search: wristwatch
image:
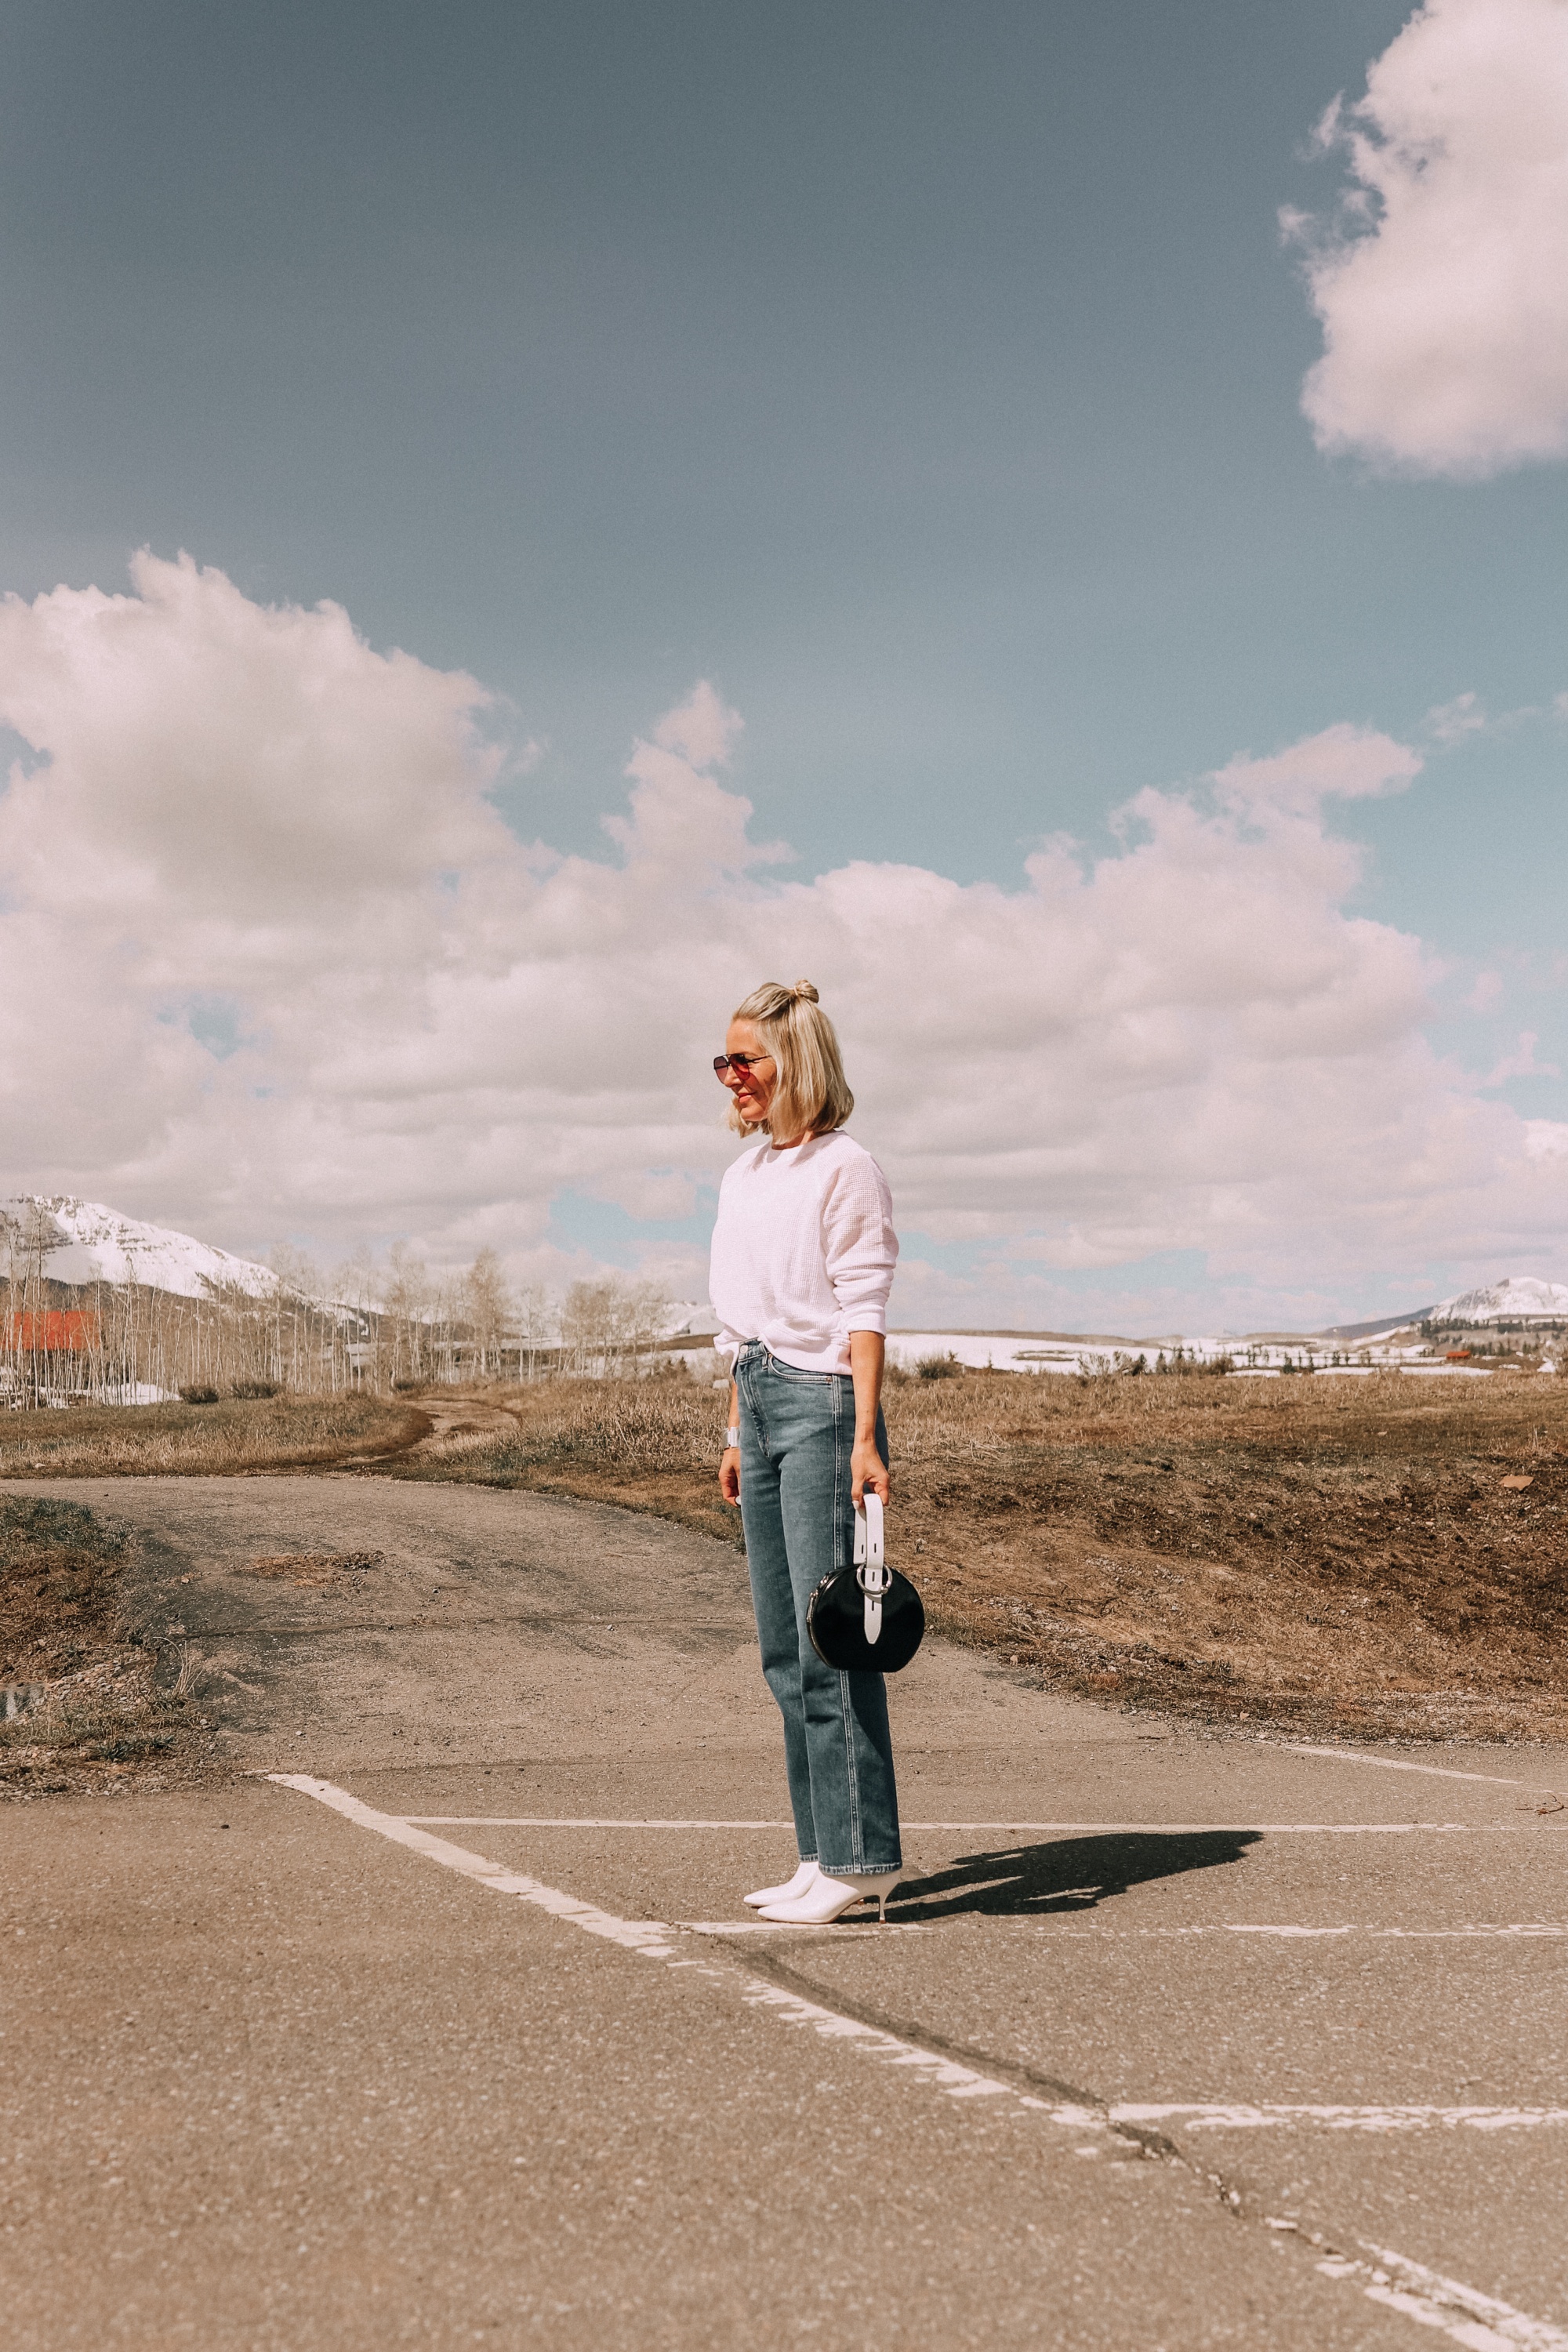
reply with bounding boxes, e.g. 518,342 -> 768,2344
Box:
724,1425 -> 740,1449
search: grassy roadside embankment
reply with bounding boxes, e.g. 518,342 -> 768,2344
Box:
0,1494 -> 219,1796
387,1365 -> 1568,1744
4,1369 -> 1566,1754
0,1392 -> 423,1479
0,1394 -> 426,1795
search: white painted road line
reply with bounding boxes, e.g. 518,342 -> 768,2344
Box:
1051,1923 -> 1568,1941
1316,2245 -> 1568,2352
267,1774 -> 681,1958
267,1776 -> 1084,2113
405,1816 -> 797,1828
682,1918 -> 935,1935
1282,1743 -> 1561,1796
1117,2104 -> 1568,2134
692,1918 -> 1567,1940
1363,1923 -> 1568,1938
404,1814 -> 1478,1834
270,1774 -> 1568,2352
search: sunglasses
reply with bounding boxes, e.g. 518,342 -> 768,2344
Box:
713,1052 -> 774,1079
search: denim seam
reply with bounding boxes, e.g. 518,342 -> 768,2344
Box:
833,1373 -> 866,1871
768,1362 -> 833,1386
741,1354 -> 770,1458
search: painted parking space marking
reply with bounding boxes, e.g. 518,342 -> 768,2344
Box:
686,1918 -> 1567,1942
271,1775 -> 1568,2352
1315,2245 -> 1568,2351
682,1918 -> 935,1935
1283,1743 -> 1563,1798
696,1920 -> 1568,1940
405,1816 -> 797,1828
1044,1922 -> 1568,1941
1116,2103 -> 1568,2134
405,1813 -> 1478,1835
268,1774 -> 681,1957
269,1775 -> 1086,2112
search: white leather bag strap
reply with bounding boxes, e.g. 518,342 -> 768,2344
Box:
852,1492 -> 891,1646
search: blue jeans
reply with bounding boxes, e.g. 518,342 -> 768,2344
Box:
734,1342 -> 902,1877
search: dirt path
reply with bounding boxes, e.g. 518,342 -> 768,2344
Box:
335,1393 -> 518,1469
5,1474 -> 1568,2352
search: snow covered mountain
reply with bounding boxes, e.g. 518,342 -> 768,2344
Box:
0,1196 -> 279,1300
661,1300 -> 720,1338
1432,1276 -> 1568,1324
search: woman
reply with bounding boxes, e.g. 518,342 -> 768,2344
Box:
710,978 -> 906,1924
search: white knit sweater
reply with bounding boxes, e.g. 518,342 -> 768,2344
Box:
709,1130 -> 899,1375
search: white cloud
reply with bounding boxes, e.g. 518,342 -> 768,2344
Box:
1481,1029 -> 1560,1086
1290,0 -> 1568,479
0,554 -> 1563,1323
1425,691 -> 1487,743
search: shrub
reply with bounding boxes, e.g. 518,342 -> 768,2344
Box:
177,1385 -> 220,1406
230,1379 -> 280,1401
915,1352 -> 962,1381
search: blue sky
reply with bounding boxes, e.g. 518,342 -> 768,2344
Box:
1,1 -> 1565,1330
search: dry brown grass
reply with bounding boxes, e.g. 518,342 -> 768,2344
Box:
882,1365 -> 1568,1744
9,1366 -> 1566,1747
386,1370 -> 743,1543
394,1365 -> 1568,1743
0,1494 -> 217,1796
0,1392 -> 423,1479
244,1549 -> 386,1588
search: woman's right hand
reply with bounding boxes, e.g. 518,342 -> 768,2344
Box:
719,1446 -> 741,1506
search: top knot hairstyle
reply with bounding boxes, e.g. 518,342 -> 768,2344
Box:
728,978 -> 855,1140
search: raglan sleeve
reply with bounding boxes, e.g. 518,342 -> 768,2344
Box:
822,1149 -> 898,1336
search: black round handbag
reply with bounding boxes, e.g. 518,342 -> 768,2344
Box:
807,1494 -> 925,1674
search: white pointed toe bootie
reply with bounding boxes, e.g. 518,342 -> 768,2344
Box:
743,1859 -> 821,1910
757,1867 -> 906,1926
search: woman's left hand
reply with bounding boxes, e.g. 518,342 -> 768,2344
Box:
851,1436 -> 891,1507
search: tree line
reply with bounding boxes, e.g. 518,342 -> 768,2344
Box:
0,1212 -> 675,1405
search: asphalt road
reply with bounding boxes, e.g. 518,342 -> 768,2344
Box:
4,1474 -> 1566,2350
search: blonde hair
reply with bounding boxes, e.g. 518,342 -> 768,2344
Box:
727,979 -> 855,1140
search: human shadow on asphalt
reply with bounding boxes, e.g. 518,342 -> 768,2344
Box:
895,1831 -> 1261,1919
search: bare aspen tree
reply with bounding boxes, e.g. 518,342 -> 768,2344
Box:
561,1276 -> 671,1377
0,1207 -> 22,1406
383,1243 -> 432,1385
514,1282 -> 557,1381
463,1247 -> 512,1379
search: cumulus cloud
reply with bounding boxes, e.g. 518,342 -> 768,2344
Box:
0,554 -> 1562,1321
1289,0 -> 1568,478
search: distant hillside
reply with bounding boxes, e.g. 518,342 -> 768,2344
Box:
1316,1276 -> 1568,1342
0,1196 -> 278,1301
1431,1276 -> 1568,1324
1316,1307 -> 1436,1341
